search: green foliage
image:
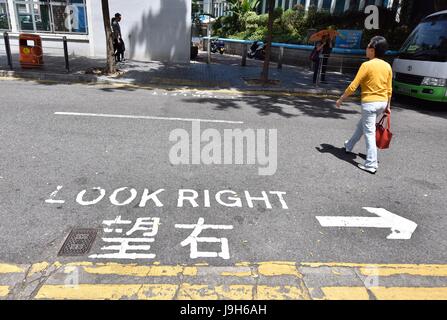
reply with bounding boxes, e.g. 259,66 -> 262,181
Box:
213,3 -> 415,49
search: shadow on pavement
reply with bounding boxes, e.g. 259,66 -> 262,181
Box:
182,95 -> 359,119
393,94 -> 447,119
316,144 -> 368,166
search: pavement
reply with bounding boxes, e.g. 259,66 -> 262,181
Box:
2,261 -> 447,300
0,75 -> 446,300
0,51 -> 353,95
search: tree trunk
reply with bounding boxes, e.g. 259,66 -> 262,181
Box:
101,0 -> 116,74
261,0 -> 275,83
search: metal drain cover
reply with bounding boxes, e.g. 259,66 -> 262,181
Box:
58,228 -> 97,256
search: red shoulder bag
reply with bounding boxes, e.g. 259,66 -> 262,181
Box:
376,114 -> 393,149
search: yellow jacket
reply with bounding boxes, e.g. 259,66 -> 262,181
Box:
345,58 -> 393,103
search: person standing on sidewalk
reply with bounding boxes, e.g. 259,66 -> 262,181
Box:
335,36 -> 392,174
112,13 -> 125,62
312,35 -> 332,84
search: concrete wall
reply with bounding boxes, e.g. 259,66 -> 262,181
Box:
89,0 -> 191,63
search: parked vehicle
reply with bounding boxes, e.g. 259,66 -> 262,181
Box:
393,10 -> 447,103
248,41 -> 265,60
210,39 -> 225,54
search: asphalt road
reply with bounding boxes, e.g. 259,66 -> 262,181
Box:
0,79 -> 446,267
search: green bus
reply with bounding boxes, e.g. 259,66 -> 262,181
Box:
393,10 -> 447,103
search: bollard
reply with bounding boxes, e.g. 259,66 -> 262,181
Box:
63,36 -> 69,72
277,46 -> 284,69
241,43 -> 247,67
3,32 -> 12,70
315,53 -> 323,87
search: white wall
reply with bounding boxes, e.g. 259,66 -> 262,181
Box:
4,0 -> 191,63
89,0 -> 192,63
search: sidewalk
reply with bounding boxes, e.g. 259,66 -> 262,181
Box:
0,51 -> 354,95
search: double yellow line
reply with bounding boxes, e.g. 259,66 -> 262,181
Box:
1,261 -> 446,300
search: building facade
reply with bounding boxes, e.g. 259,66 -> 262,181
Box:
0,0 -> 192,63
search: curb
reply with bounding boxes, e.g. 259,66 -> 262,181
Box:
0,69 -> 348,97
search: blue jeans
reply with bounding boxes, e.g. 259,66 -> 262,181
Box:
345,101 -> 388,169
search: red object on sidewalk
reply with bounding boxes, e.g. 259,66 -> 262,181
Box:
19,34 -> 44,68
376,114 -> 393,149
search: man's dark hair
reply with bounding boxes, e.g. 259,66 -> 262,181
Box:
115,13 -> 121,18
369,36 -> 388,58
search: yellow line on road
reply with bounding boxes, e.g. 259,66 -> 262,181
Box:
0,263 -> 26,274
301,262 -> 447,277
29,262 -> 50,275
256,285 -> 308,300
63,262 -> 197,277
359,265 -> 447,277
36,284 -> 153,300
0,286 -> 9,297
35,283 -> 310,300
258,261 -> 303,278
2,261 -> 447,300
32,284 -> 447,300
2,261 -> 447,278
370,287 -> 447,300
320,287 -> 370,300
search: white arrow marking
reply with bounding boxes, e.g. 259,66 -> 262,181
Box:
316,207 -> 418,240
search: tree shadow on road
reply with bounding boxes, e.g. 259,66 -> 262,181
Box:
182,94 -> 359,119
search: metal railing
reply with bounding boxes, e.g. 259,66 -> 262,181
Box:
1,32 -> 70,72
203,37 -> 398,87
313,53 -> 369,88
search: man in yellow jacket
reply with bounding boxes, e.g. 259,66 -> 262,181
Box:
336,36 -> 392,174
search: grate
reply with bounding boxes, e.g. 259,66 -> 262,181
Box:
395,72 -> 424,85
58,228 -> 98,256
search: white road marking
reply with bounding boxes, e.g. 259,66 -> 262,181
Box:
45,185 -> 65,204
54,112 -> 244,124
316,207 -> 418,240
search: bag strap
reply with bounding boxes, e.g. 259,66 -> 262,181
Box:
378,115 -> 387,126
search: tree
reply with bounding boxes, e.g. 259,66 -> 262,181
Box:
101,0 -> 116,74
261,0 -> 274,83
226,0 -> 261,17
226,0 -> 260,25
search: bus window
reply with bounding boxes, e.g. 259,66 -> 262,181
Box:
399,14 -> 447,62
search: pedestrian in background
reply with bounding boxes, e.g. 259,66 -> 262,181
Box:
112,13 -> 125,62
336,36 -> 392,174
312,35 -> 332,84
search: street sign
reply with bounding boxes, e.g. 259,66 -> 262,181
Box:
335,30 -> 363,49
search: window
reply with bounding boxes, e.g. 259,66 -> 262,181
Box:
0,0 -> 10,30
14,0 -> 88,34
334,0 -> 346,14
399,14 -> 447,62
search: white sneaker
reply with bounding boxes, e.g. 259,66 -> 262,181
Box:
358,164 -> 377,174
